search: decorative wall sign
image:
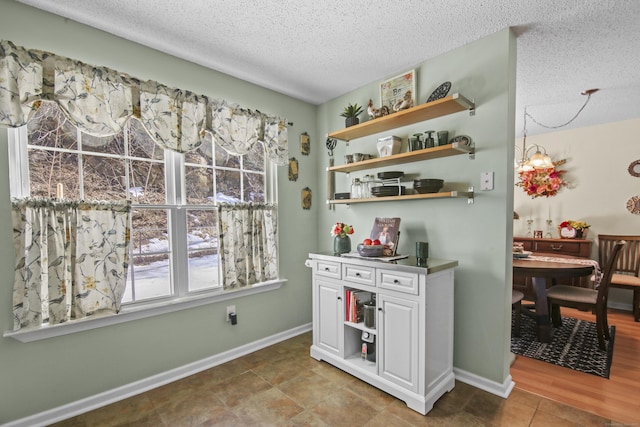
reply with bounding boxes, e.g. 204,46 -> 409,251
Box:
628,160 -> 640,177
288,157 -> 299,181
302,187 -> 312,210
627,195 -> 640,215
380,69 -> 416,113
300,132 -> 310,156
426,81 -> 452,103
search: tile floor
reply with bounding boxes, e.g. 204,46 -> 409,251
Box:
50,332 -> 613,426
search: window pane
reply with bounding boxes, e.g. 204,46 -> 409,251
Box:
125,209 -> 172,303
187,209 -> 219,291
83,154 -> 127,200
215,142 -> 240,168
185,164 -> 213,204
129,120 -> 163,160
244,142 -> 265,172
128,159 -> 165,204
244,171 -> 264,202
28,149 -> 80,199
185,134 -> 213,165
123,253 -> 172,302
215,169 -> 241,203
131,209 -> 169,255
27,101 -> 77,150
82,132 -> 125,155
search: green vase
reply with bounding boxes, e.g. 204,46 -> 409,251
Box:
334,235 -> 351,254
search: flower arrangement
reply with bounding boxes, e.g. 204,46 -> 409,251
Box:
330,222 -> 354,238
559,220 -> 590,230
516,162 -> 568,198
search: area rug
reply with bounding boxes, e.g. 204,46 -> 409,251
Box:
511,315 -> 615,378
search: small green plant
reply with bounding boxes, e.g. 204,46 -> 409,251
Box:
340,103 -> 363,118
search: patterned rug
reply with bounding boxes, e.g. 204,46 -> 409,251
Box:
511,314 -> 615,378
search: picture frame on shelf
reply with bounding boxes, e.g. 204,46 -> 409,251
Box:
380,69 -> 416,113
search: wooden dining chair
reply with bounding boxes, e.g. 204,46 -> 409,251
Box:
512,290 -> 524,337
598,234 -> 640,322
547,240 -> 626,350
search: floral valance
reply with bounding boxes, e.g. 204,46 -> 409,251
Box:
0,40 -> 288,165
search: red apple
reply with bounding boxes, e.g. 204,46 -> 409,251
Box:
363,238 -> 373,245
372,239 -> 381,245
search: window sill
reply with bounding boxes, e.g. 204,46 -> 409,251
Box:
3,279 -> 287,343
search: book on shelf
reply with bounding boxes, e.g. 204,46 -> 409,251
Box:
350,290 -> 372,323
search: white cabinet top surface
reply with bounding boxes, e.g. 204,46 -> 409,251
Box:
309,252 -> 458,275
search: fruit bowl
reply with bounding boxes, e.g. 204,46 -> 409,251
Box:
357,244 -> 385,257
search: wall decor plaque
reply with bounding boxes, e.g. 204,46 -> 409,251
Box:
627,195 -> 640,215
300,132 -> 310,156
288,157 -> 299,181
302,187 -> 312,210
628,160 -> 640,177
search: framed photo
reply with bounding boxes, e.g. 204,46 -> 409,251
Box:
380,69 -> 416,112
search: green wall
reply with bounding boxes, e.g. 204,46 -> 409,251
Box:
0,0 -> 516,423
0,1 -> 318,423
316,29 -> 516,384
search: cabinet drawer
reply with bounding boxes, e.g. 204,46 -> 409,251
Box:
342,264 -> 376,286
535,241 -> 581,255
377,269 -> 420,295
316,260 -> 341,279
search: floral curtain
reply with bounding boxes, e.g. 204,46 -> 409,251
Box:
0,40 -> 288,163
217,203 -> 278,290
11,198 -> 131,330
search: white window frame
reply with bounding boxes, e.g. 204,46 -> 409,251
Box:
5,123 -> 285,343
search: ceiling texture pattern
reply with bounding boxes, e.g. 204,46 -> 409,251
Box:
15,0 -> 640,136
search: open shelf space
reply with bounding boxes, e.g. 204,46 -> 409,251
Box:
329,189 -> 474,205
328,93 -> 475,142
328,142 -> 474,173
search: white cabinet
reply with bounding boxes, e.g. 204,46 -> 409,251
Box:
378,293 -> 419,392
313,278 -> 342,357
309,253 -> 457,415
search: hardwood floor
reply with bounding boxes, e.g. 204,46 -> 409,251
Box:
511,306 -> 640,425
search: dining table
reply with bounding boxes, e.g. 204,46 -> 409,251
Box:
512,252 -> 601,343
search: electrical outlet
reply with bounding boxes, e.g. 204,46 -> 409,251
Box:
480,171 -> 494,191
226,305 -> 236,322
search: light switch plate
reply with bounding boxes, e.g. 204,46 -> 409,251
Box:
480,172 -> 494,191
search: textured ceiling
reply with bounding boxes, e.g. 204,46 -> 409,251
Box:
15,0 -> 640,136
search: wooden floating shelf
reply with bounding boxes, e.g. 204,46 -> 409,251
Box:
328,93 -> 475,142
328,190 -> 474,205
328,142 -> 474,173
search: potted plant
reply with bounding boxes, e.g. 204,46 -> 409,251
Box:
558,220 -> 591,239
340,103 -> 363,127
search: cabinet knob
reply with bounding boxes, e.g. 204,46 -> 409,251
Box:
355,272 -> 361,277
378,307 -> 383,311
324,267 -> 330,271
550,244 -> 563,251
337,296 -> 342,301
393,279 -> 400,284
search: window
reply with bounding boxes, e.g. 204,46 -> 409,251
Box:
8,101 -> 272,307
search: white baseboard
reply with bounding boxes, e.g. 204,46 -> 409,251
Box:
3,323 -> 312,427
453,367 -> 515,399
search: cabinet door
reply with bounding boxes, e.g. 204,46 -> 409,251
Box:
378,294 -> 419,392
313,278 -> 343,357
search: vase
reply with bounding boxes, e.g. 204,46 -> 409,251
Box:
345,117 -> 359,128
333,235 -> 351,254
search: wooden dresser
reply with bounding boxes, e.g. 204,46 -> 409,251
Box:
513,237 -> 594,298
513,236 -> 592,258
